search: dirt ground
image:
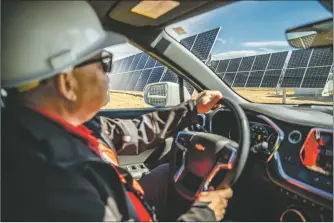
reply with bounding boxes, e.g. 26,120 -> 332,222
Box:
234,88 -> 333,105
103,88 -> 333,109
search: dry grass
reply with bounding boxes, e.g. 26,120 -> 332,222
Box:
103,90 -> 149,109
234,88 -> 333,105
103,88 -> 333,109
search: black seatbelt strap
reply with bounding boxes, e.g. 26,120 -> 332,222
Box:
178,77 -> 185,103
115,166 -> 158,221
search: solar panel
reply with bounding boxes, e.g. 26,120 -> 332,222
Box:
223,72 -> 236,86
281,68 -> 306,88
287,49 -> 312,68
136,53 -> 149,70
209,60 -> 220,71
114,59 -> 122,73
144,56 -> 156,69
117,57 -> 129,73
126,70 -> 142,91
232,72 -> 249,87
260,70 -> 281,88
308,48 -> 333,67
217,72 -> 225,80
252,54 -> 270,71
129,53 -> 142,71
161,69 -> 179,83
155,60 -> 164,67
301,66 -> 331,88
111,74 -> 121,90
134,69 -> 152,91
118,72 -> 133,90
238,56 -> 255,72
180,35 -> 196,50
226,58 -> 242,72
123,55 -> 135,72
190,28 -> 220,61
112,60 -> 120,74
267,51 -> 288,70
109,73 -> 121,90
246,71 -> 265,87
146,67 -> 164,86
216,60 -> 230,73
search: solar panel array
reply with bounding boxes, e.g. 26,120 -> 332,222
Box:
210,48 -> 333,89
110,28 -> 221,94
110,26 -> 332,97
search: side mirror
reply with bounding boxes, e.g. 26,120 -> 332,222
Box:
143,82 -> 191,107
285,18 -> 333,49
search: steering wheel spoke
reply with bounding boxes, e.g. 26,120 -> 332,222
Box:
201,144 -> 238,191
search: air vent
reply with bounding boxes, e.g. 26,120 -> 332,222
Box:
288,130 -> 302,144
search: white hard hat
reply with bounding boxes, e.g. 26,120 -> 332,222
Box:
2,1 -> 127,90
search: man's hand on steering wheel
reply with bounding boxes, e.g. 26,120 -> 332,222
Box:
196,90 -> 223,114
196,186 -> 233,221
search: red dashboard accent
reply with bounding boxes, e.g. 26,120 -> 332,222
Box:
300,128 -> 333,176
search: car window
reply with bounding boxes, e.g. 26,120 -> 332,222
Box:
166,1 -> 333,105
103,44 -> 198,110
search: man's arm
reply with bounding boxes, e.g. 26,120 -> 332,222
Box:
86,91 -> 223,155
87,100 -> 199,155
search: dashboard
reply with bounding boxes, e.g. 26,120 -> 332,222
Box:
190,106 -> 333,222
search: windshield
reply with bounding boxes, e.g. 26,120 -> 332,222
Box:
166,1 -> 333,105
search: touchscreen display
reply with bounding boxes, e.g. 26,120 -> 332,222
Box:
300,129 -> 333,176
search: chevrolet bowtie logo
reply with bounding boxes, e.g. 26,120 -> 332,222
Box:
195,143 -> 205,151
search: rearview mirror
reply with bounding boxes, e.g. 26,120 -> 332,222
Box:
143,82 -> 191,107
285,18 -> 333,49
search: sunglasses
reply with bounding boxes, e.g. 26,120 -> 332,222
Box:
74,51 -> 113,73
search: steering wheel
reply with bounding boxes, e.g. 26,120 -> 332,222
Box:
169,97 -> 250,200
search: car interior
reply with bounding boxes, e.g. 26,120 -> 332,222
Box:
87,0 -> 334,222
2,0 -> 332,222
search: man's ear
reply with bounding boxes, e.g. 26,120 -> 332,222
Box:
56,72 -> 77,102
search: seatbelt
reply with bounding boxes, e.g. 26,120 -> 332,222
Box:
178,77 -> 185,103
114,166 -> 157,221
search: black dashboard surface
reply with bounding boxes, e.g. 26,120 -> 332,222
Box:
240,103 -> 332,129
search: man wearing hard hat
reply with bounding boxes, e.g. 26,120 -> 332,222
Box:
2,1 -> 232,222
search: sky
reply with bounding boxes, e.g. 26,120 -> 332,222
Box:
107,1 -> 332,61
